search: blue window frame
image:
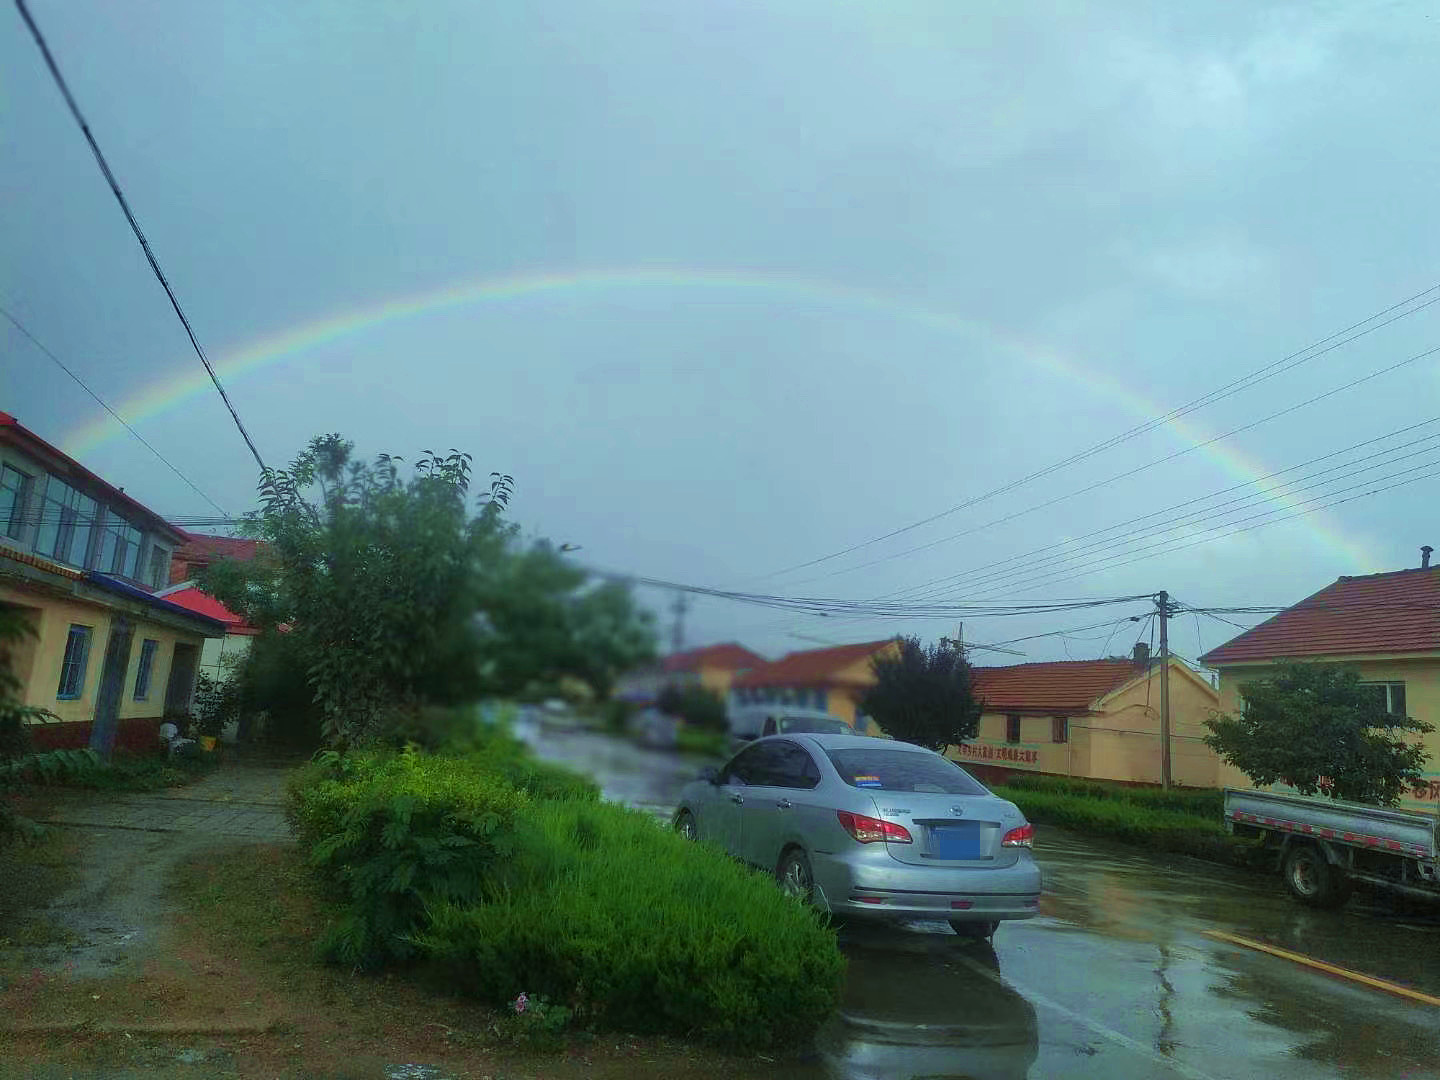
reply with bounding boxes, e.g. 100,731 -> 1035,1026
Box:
134,638 -> 159,700
57,624 -> 92,699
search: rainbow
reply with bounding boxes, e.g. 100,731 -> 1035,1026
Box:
59,266 -> 1377,570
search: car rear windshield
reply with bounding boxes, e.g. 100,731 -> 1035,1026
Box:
825,749 -> 988,795
781,718 -> 851,734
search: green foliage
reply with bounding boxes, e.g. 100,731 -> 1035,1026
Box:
675,726 -> 729,758
861,636 -> 982,754
30,749 -> 216,792
1203,661 -> 1434,805
0,747 -> 102,785
995,772 -> 1224,818
417,797 -> 845,1048
203,435 -> 656,747
600,698 -> 633,735
0,603 -> 55,762
490,991 -> 574,1049
656,684 -> 728,733
286,749 -> 531,968
231,630 -> 324,748
191,672 -> 241,738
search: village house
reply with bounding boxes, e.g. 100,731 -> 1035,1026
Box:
958,646 -> 1221,787
161,533 -> 263,685
1200,549 -> 1440,809
729,639 -> 900,733
615,641 -> 764,706
0,412 -> 225,752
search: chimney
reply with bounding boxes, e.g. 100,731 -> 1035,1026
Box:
1132,642 -> 1151,667
1423,545 -> 1434,569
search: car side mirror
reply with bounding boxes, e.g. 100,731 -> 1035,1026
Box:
698,766 -> 719,784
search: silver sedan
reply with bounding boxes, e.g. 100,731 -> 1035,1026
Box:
673,733 -> 1042,937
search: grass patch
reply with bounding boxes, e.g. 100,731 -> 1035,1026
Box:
419,798 -> 844,1048
674,726 -> 728,758
0,828 -> 83,951
36,750 -> 220,793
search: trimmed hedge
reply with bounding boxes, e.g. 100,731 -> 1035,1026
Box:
990,782 -> 1264,867
418,797 -> 845,1048
996,772 -> 1224,818
287,750 -> 530,967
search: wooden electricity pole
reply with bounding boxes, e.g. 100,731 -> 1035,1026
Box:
1157,590 -> 1172,790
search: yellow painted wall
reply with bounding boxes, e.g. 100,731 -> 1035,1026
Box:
1213,655 -> 1440,810
0,581 -> 209,727
947,660 -> 1221,787
698,663 -> 740,699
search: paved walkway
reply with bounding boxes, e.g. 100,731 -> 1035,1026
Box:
34,754 -> 293,842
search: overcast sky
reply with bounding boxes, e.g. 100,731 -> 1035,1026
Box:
5,0 -> 1439,665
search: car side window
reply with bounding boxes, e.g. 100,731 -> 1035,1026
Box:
720,743 -> 767,786
766,741 -> 821,790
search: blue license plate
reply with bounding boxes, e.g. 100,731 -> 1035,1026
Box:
928,824 -> 983,859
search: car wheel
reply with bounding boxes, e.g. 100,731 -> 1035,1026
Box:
675,810 -> 697,842
776,847 -> 815,904
1282,844 -> 1351,908
949,919 -> 998,940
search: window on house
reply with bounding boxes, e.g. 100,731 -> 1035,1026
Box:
147,543 -> 170,589
134,638 -> 159,700
57,624 -> 92,699
1358,682 -> 1407,718
1006,714 -> 1022,744
1053,716 -> 1069,743
1,464 -> 32,541
98,515 -> 143,578
36,476 -> 98,567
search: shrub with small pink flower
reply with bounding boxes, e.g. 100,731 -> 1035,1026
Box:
492,990 -> 571,1048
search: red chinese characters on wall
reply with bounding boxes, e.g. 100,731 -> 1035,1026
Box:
956,743 -> 1039,766
1410,780 -> 1440,801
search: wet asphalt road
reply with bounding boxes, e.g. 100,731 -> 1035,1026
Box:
516,718 -> 1440,1080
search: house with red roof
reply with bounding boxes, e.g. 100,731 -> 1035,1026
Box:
961,646 -> 1220,786
1200,551 -> 1440,807
158,531 -> 266,688
731,639 -> 901,732
615,641 -> 765,705
0,412 -> 225,752
733,636 -> 1221,784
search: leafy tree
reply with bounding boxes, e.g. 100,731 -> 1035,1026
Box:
859,636 -> 983,754
656,684 -> 727,733
204,434 -> 655,746
1203,661 -> 1434,805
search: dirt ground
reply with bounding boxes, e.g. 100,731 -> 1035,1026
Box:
0,758 -> 803,1080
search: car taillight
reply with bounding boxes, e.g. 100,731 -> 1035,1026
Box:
836,810 -> 912,844
1001,823 -> 1034,848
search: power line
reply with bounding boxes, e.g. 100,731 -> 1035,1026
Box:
2,304 -> 229,517
897,430 -> 1440,602
14,0 -> 267,473
763,285 -> 1440,580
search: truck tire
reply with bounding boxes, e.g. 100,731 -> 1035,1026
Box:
1282,843 -> 1352,909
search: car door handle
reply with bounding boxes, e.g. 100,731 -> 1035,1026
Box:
775,798 -> 792,810
730,793 -> 745,805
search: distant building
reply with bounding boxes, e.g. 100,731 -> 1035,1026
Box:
1201,551 -> 1440,808
0,412 -> 224,752
164,533 -> 263,685
960,646 -> 1221,787
730,639 -> 899,732
615,641 -> 764,706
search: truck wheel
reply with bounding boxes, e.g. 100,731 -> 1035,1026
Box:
1282,844 -> 1351,909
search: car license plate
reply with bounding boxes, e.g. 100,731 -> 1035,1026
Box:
928,823 -> 983,859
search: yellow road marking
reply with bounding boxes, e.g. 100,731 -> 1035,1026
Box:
1203,929 -> 1440,1007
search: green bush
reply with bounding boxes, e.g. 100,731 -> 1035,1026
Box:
287,749 -> 531,968
995,773 -> 1224,819
418,798 -> 845,1048
675,726 -> 729,758
990,784 -> 1261,865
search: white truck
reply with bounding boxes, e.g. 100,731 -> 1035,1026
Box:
1225,787 -> 1440,908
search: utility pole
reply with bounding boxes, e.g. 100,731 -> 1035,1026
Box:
669,592 -> 688,654
1157,590 -> 1172,790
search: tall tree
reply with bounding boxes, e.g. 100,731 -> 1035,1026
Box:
1203,661 -> 1433,805
859,636 -> 983,754
204,434 -> 655,745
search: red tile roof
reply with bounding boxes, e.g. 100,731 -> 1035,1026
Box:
155,585 -> 259,635
1200,567 -> 1440,665
661,642 -> 765,674
733,640 -> 896,688
972,659 -> 1143,712
175,533 -> 263,563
